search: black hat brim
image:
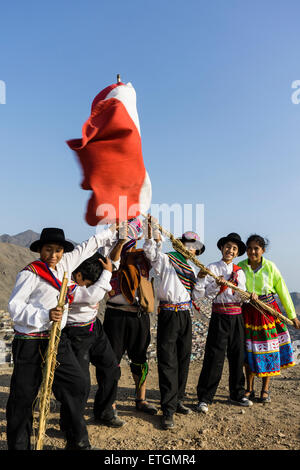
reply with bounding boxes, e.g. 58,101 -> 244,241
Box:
30,239 -> 74,253
217,237 -> 246,257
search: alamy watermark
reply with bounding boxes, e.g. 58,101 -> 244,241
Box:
291,80 -> 300,104
0,80 -> 6,104
94,197 -> 205,242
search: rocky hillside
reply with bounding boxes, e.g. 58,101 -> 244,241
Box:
0,243 -> 37,309
276,293 -> 300,315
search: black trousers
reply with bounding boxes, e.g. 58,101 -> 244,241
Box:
157,309 -> 192,415
197,312 -> 245,404
61,318 -> 120,421
6,331 -> 89,450
103,308 -> 150,365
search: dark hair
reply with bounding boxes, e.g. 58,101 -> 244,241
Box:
73,252 -> 105,284
246,234 -> 269,250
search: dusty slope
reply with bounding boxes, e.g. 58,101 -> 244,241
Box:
0,358 -> 299,452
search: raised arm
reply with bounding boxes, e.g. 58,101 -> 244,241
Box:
61,226 -> 117,273
143,237 -> 169,278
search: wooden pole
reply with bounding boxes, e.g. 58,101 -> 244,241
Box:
35,272 -> 69,450
143,214 -> 294,327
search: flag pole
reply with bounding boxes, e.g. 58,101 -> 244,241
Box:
117,74 -> 121,83
35,272 -> 69,450
143,214 -> 294,327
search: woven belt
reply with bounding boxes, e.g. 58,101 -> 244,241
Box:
258,293 -> 276,304
212,303 -> 242,315
159,301 -> 191,312
66,317 -> 96,328
14,330 -> 50,340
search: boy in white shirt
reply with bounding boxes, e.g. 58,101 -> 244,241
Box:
60,252 -> 124,432
193,233 -> 253,414
7,226 -> 116,450
143,218 -> 205,430
103,218 -> 158,418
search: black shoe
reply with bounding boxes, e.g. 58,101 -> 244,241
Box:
65,440 -> 94,450
161,414 -> 174,430
95,410 -> 125,428
176,402 -> 192,415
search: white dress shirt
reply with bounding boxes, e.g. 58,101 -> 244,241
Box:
67,269 -> 112,324
8,228 -> 116,334
143,238 -> 201,304
193,259 -> 246,305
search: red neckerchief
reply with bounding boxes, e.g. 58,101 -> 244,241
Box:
23,260 -> 77,304
218,264 -> 242,296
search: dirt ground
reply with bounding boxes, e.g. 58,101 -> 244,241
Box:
0,357 -> 299,453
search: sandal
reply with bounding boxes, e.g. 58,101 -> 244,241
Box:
260,390 -> 271,403
135,399 -> 158,415
244,389 -> 255,400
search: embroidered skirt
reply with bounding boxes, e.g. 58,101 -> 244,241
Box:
242,294 -> 295,377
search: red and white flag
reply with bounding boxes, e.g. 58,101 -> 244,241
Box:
67,81 -> 152,225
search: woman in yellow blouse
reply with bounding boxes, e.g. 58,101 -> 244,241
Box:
238,234 -> 300,403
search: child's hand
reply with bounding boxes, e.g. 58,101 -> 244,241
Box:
197,270 -> 206,279
99,257 -> 113,273
49,306 -> 63,322
117,237 -> 130,246
250,292 -> 259,302
117,220 -> 130,241
292,317 -> 300,329
216,276 -> 226,286
147,215 -> 161,241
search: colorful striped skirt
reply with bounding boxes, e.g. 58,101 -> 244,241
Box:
242,294 -> 295,377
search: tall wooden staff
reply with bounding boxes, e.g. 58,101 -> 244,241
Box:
35,272 -> 69,450
144,214 -> 294,327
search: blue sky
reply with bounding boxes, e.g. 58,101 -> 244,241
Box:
1,0 -> 300,290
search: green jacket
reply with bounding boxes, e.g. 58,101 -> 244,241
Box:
238,257 -> 296,320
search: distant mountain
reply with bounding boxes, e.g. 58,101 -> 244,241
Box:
0,230 -> 40,248
0,230 -> 77,249
291,292 -> 300,306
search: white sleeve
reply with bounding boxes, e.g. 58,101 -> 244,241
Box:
204,276 -> 220,299
143,238 -> 169,276
72,270 -> 112,304
61,228 -> 117,273
192,277 -> 206,300
8,271 -> 51,330
112,259 -> 121,271
195,264 -> 220,300
98,239 -> 121,271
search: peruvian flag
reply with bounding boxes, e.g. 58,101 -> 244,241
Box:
67,81 -> 152,225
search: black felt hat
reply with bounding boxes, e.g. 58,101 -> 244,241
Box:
30,228 -> 74,253
217,232 -> 246,257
